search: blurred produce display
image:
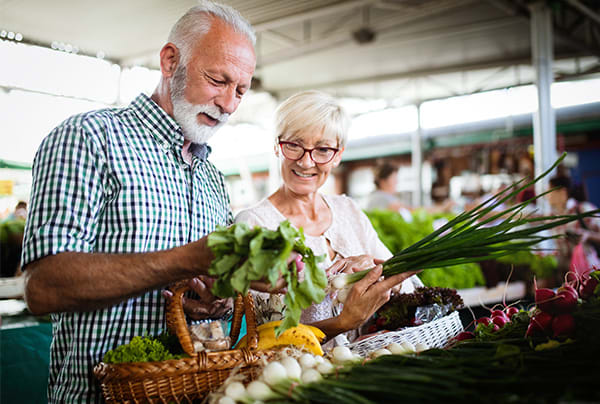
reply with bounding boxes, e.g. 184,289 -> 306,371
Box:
366,209 -> 557,290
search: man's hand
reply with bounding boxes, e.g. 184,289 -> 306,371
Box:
163,275 -> 233,321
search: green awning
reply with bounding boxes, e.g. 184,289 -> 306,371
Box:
0,160 -> 32,170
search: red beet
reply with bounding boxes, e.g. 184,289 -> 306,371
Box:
552,313 -> 575,337
535,288 -> 556,313
579,277 -> 599,299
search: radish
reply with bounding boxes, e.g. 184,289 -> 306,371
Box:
505,307 -> 519,318
476,317 -> 492,326
531,311 -> 553,333
455,331 -> 475,341
551,313 -> 575,337
535,288 -> 556,313
554,288 -> 578,314
492,315 -> 508,328
294,254 -> 305,273
525,322 -> 540,337
579,277 -> 599,300
490,310 -> 509,321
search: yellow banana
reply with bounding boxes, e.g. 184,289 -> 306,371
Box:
234,323 -> 324,355
256,321 -> 326,342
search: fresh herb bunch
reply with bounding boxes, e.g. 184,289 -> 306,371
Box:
102,333 -> 186,364
207,220 -> 326,337
342,153 -> 600,285
376,287 -> 464,330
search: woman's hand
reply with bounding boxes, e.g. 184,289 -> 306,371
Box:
326,254 -> 378,276
337,265 -> 419,331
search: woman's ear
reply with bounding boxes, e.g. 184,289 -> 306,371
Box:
332,147 -> 344,167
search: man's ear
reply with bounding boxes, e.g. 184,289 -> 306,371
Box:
159,43 -> 180,77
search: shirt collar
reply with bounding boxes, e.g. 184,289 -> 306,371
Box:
130,94 -> 212,160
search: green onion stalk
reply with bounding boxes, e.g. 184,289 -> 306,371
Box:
332,152 -> 600,289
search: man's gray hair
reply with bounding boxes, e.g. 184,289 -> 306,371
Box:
168,1 -> 256,66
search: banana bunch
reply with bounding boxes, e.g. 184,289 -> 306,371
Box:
235,321 -> 325,356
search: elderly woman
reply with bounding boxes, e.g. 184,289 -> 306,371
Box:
235,90 -> 422,345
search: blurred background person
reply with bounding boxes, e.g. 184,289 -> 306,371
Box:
546,175 -> 600,281
366,162 -> 413,221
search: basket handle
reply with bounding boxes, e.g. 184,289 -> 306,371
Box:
166,281 -> 259,356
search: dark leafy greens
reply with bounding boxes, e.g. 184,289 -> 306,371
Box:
207,220 -> 326,336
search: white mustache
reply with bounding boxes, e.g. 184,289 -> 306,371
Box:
195,105 -> 229,124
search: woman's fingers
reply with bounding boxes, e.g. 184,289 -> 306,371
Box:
377,270 -> 420,292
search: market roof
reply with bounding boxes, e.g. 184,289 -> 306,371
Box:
2,0 -> 599,106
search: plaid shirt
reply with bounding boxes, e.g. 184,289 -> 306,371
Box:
22,94 -> 232,403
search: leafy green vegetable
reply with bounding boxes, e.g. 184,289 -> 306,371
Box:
366,209 -> 485,289
207,220 -> 326,337
102,334 -> 185,364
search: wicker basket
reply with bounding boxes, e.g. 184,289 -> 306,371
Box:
94,282 -> 279,403
347,311 -> 464,357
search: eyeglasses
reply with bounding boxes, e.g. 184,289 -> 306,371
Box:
278,140 -> 339,164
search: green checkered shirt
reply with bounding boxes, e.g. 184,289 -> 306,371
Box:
22,94 -> 233,403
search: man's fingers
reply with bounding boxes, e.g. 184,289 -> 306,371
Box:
189,277 -> 215,301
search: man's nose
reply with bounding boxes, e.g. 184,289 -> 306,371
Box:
215,86 -> 239,115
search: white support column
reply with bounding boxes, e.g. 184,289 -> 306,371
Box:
412,104 -> 423,207
530,1 -> 557,198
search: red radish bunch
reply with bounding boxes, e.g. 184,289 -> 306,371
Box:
526,279 -> 581,338
474,306 -> 519,333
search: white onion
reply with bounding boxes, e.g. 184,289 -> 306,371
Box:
372,348 -> 392,358
218,396 -> 236,404
224,381 -> 246,401
299,353 -> 317,369
331,274 -> 348,290
415,342 -> 429,353
280,356 -> 302,380
401,341 -> 416,353
313,355 -> 325,365
262,361 -> 287,386
246,380 -> 273,401
332,346 -> 354,363
301,368 -> 322,384
316,360 -> 334,374
336,286 -> 351,303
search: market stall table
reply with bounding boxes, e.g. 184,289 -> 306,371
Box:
1,299 -> 52,404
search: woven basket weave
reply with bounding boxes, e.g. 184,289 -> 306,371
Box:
94,282 -> 279,403
347,311 -> 464,357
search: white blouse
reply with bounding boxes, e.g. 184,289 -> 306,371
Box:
234,194 -> 423,334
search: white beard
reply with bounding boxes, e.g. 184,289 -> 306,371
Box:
170,65 -> 229,144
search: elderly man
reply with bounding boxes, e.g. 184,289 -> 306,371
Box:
21,2 -> 256,402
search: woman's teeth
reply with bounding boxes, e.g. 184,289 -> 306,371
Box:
293,170 -> 314,178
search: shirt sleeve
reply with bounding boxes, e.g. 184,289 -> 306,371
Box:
22,123 -> 106,267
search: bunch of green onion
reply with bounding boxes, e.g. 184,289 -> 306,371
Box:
332,152 -> 599,289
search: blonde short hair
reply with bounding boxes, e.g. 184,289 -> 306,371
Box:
274,90 -> 350,148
